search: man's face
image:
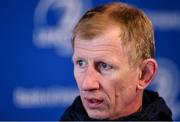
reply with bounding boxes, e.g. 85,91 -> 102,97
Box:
73,27 -> 140,120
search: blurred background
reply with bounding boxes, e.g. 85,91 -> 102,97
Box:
0,0 -> 180,120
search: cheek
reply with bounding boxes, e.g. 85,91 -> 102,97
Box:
103,83 -> 116,105
114,72 -> 138,103
101,77 -> 120,109
74,69 -> 83,89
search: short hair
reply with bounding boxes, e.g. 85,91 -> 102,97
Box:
72,2 -> 155,64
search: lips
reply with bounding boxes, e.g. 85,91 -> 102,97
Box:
84,97 -> 104,109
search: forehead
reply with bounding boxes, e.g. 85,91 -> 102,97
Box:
73,27 -> 128,62
75,26 -> 122,47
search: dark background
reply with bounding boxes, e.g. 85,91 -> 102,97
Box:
0,0 -> 180,120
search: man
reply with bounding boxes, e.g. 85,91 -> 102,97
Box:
61,2 -> 172,121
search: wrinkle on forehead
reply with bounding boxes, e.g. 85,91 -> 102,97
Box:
73,26 -> 128,63
75,43 -> 123,53
73,39 -> 127,64
74,32 -> 124,53
74,25 -> 123,47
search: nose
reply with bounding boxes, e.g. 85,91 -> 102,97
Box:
82,67 -> 100,91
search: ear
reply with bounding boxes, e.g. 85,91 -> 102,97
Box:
137,58 -> 158,90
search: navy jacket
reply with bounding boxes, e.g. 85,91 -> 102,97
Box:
60,90 -> 172,121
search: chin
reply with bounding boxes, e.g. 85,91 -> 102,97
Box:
87,110 -> 110,120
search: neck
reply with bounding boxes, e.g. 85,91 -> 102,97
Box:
110,90 -> 143,120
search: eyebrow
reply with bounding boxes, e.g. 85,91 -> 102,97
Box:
72,54 -> 120,66
95,57 -> 120,66
72,56 -> 85,62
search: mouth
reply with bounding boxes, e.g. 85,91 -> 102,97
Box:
84,97 -> 104,109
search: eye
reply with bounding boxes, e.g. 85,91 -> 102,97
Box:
76,59 -> 87,69
98,62 -> 113,72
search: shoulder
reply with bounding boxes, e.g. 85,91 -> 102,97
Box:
141,90 -> 172,120
60,96 -> 88,121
